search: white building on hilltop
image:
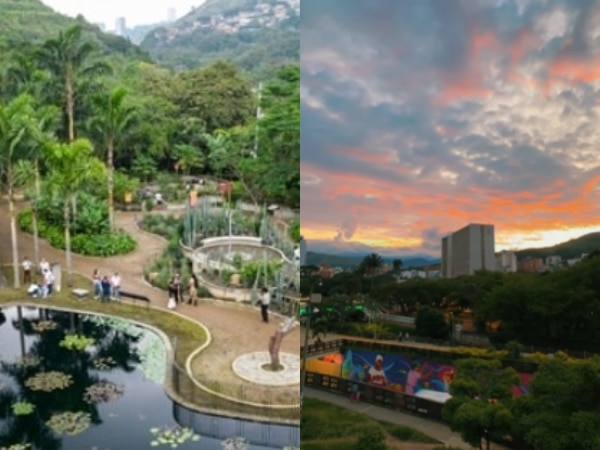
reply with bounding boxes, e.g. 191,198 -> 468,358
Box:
495,250 -> 517,273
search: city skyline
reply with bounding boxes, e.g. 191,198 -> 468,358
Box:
41,0 -> 203,28
301,0 -> 600,258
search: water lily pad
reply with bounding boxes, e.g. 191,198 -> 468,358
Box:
46,411 -> 91,435
25,371 -> 73,392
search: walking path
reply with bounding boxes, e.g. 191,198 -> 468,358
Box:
0,200 -> 300,408
305,388 -> 510,450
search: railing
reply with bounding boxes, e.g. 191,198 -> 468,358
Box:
170,361 -> 300,424
305,372 -> 444,421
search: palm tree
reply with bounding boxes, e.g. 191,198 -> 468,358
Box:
358,253 -> 384,278
36,24 -> 112,142
13,106 -> 59,267
89,87 -> 136,232
45,138 -> 105,285
0,95 -> 39,288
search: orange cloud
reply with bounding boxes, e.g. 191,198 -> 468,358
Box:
332,146 -> 394,164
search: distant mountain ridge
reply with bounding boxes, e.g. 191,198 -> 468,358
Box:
140,0 -> 299,77
305,231 -> 600,270
1,0 -> 149,60
515,232 -> 600,261
306,251 -> 440,269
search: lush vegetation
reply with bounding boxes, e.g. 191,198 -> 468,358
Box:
0,5 -> 298,289
303,253 -> 600,351
442,355 -> 600,450
140,0 -> 299,79
17,193 -> 136,257
301,397 -> 439,450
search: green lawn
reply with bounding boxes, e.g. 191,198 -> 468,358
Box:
301,398 -> 440,450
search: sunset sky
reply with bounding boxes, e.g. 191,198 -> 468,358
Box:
301,0 -> 600,257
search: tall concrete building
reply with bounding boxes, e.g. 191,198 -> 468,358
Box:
441,224 -> 496,278
299,236 -> 307,266
115,17 -> 126,36
167,7 -> 177,22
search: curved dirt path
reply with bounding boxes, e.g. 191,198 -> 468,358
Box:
0,200 -> 300,400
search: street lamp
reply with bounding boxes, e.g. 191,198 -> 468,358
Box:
450,312 -> 454,347
300,280 -> 322,406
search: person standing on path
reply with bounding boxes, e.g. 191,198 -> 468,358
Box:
92,269 -> 102,299
259,287 -> 270,323
111,272 -> 121,300
100,275 -> 111,302
187,275 -> 198,306
22,256 -> 32,284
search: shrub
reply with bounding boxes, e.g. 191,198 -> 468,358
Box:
18,210 -> 136,257
288,218 -> 300,243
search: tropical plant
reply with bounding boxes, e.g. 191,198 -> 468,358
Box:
44,138 -> 106,284
59,334 -> 95,351
90,87 -> 136,231
11,401 -> 35,416
36,24 -> 112,142
0,94 -> 39,288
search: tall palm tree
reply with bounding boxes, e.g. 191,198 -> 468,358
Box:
36,24 -> 112,142
358,253 -> 384,278
0,95 -> 39,288
45,138 -> 105,285
89,87 -> 136,232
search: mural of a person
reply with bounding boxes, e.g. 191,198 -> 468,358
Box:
366,354 -> 388,386
405,362 -> 433,394
440,368 -> 455,393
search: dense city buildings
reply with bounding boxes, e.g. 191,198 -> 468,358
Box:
441,224 -> 496,278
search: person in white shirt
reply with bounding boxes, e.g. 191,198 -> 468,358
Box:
111,272 -> 121,300
259,287 -> 271,323
367,355 -> 388,387
39,258 -> 50,275
43,269 -> 55,298
22,256 -> 32,284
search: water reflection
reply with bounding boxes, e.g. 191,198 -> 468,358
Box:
0,306 -> 299,449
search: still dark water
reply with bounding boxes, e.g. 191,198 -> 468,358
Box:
0,306 -> 299,450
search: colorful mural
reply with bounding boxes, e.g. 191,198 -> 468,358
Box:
341,349 -> 456,395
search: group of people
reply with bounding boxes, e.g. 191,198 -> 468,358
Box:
92,269 -> 121,303
23,256 -> 55,298
167,273 -> 199,309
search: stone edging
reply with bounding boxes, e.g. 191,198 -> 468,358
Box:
184,340 -> 301,411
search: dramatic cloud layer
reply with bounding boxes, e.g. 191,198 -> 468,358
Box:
301,0 -> 600,257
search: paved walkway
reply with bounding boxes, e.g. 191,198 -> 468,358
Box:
305,388 -> 510,450
0,200 -> 300,399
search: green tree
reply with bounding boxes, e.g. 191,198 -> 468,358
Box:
172,60 -> 254,133
392,259 -> 403,273
89,87 -> 136,231
45,138 -> 106,285
172,143 -> 205,176
0,95 -> 39,288
36,24 -> 112,142
358,253 -> 384,277
443,358 -> 519,450
415,306 -> 449,340
516,356 -> 600,450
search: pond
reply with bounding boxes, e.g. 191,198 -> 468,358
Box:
0,306 -> 300,450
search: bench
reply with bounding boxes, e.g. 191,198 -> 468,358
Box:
72,289 -> 89,300
119,290 -> 151,308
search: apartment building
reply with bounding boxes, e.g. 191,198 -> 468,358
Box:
441,224 -> 496,278
495,250 -> 517,273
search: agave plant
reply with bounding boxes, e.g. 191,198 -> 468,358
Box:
25,371 -> 73,392
46,411 -> 91,435
59,334 -> 95,351
83,381 -> 124,404
11,401 -> 35,416
149,426 -> 200,448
